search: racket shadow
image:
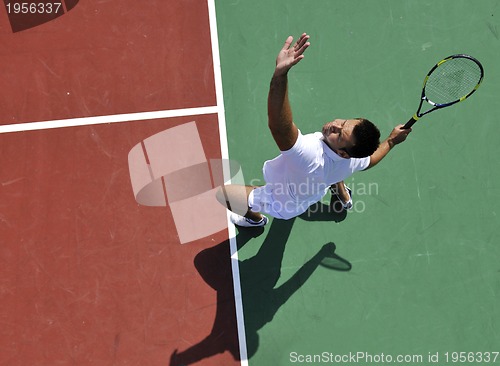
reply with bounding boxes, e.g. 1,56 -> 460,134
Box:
169,218 -> 351,365
319,242 -> 352,272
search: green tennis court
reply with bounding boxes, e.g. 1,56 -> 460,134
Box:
217,0 -> 500,364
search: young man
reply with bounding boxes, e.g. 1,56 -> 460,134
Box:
218,33 -> 411,227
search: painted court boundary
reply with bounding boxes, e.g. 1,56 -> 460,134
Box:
0,106 -> 219,134
1,0 -> 250,364
206,0 -> 250,364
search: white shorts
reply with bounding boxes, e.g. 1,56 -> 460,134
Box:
248,184 -> 310,220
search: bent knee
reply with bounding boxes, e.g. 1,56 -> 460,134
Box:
215,185 -> 252,216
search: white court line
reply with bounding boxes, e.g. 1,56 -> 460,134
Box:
207,1 -> 249,366
0,105 -> 219,134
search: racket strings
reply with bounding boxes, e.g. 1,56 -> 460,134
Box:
425,57 -> 482,105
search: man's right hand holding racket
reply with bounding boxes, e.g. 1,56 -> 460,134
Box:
390,124 -> 412,146
366,124 -> 411,169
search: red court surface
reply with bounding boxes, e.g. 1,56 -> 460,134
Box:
0,1 -> 241,365
0,0 -> 216,124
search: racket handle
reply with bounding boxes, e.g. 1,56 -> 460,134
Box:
403,116 -> 417,129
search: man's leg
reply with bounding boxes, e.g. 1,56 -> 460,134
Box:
330,181 -> 353,209
216,184 -> 264,222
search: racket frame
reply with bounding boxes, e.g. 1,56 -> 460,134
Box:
403,54 -> 484,129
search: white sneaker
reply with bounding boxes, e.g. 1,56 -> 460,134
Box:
230,213 -> 269,227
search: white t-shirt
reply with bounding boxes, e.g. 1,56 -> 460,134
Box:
260,130 -> 370,219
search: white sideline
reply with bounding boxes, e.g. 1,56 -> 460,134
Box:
207,0 -> 249,365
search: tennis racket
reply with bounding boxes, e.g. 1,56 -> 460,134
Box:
403,54 -> 484,129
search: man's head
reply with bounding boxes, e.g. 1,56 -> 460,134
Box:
321,118 -> 380,158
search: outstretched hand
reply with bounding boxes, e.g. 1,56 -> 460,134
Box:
274,33 -> 310,77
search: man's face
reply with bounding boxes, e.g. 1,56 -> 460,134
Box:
322,119 -> 359,158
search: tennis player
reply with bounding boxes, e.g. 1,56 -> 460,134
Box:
218,33 -> 411,227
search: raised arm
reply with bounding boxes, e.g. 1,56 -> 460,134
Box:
366,124 -> 411,169
268,33 -> 310,151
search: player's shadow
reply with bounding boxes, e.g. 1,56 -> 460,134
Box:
169,217 -> 351,365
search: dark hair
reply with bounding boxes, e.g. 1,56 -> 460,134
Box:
347,118 -> 380,158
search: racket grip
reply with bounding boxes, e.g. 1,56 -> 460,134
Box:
403,116 -> 417,129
